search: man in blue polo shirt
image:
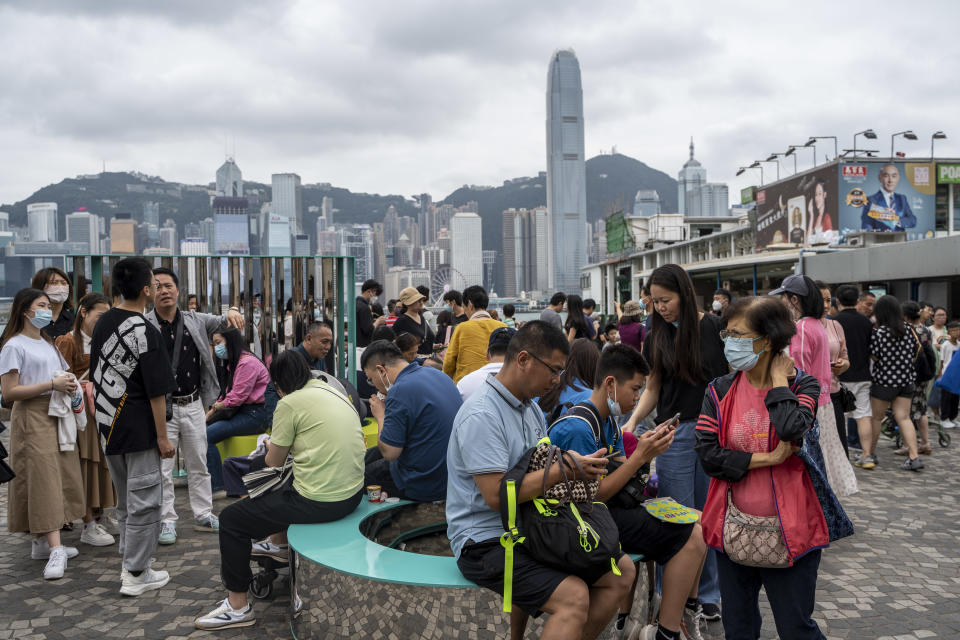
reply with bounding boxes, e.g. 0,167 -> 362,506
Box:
361,340 -> 461,502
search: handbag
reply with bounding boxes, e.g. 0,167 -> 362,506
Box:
206,405 -> 241,425
838,385 -> 857,413
722,490 -> 789,568
498,439 -> 621,612
242,457 -> 294,499
795,421 -> 855,543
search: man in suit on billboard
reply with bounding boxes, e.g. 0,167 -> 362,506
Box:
861,163 -> 916,231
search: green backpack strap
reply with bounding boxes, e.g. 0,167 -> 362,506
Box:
498,445 -> 537,613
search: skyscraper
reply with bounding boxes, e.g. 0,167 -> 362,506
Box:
633,190 -> 662,217
143,201 -> 160,227
65,210 -> 99,254
213,196 -> 250,255
27,202 -> 58,242
217,158 -> 244,197
677,139 -> 707,216
546,49 -> 587,293
271,173 -> 303,233
502,207 -> 549,297
450,212 -> 482,291
110,214 -> 137,254
337,225 -> 374,283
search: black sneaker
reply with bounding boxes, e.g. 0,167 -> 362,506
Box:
700,602 -> 721,621
901,457 -> 924,471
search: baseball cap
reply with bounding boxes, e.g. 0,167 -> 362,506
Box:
399,286 -> 427,307
769,274 -> 808,297
488,326 -> 517,350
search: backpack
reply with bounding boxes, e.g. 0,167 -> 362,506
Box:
909,327 -> 937,383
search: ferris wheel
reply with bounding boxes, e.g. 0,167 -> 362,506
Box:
430,266 -> 466,301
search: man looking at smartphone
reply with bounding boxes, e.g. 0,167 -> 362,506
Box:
549,344 -> 708,640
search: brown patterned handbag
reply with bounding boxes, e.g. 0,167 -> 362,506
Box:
722,490 -> 789,568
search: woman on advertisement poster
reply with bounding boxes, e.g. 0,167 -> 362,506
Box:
807,178 -> 837,245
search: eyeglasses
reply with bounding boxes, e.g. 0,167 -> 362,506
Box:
719,329 -> 760,340
528,352 -> 565,379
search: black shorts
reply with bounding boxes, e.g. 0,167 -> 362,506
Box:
870,383 -> 914,402
457,538 -> 622,617
609,505 -> 693,564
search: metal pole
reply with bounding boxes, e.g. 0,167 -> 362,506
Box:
752,263 -> 758,296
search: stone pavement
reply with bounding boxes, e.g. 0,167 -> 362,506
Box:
1,424 -> 958,639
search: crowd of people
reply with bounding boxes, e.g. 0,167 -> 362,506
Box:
2,258 -> 959,639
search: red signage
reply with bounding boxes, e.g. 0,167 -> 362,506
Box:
842,165 -> 867,178
757,190 -> 766,205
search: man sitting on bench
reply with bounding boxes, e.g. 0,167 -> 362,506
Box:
549,344 -> 707,640
361,340 -> 461,502
446,321 -> 635,640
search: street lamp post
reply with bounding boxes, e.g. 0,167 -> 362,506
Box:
853,129 -> 877,159
890,130 -> 918,158
757,159 -> 780,181
931,131 -> 947,159
736,164 -> 763,185
787,145 -> 812,170
805,136 -> 837,162
768,152 -> 794,174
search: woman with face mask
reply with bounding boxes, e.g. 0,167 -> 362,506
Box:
771,275 -> 857,497
0,288 -> 84,580
695,296 -> 834,640
31,267 -> 75,339
205,328 -> 271,493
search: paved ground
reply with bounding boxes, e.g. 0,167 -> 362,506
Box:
1,424 -> 958,639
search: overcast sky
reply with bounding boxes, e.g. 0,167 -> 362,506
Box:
2,0 -> 958,207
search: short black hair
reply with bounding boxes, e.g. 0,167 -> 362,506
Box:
583,298 -> 596,311
604,322 -> 618,335
902,301 -> 921,322
443,290 -> 463,306
935,306 -> 947,314
416,285 -> 430,301
112,257 -> 154,300
387,299 -> 398,313
187,293 -> 197,301
919,300 -> 933,311
361,279 -> 382,295
503,303 -> 515,317
723,296 -> 797,354
152,266 -> 179,288
549,292 -> 567,307
371,325 -> 396,342
714,289 -> 732,302
462,285 -> 488,310
505,320 -> 569,361
640,285 -> 651,297
371,302 -> 384,317
270,349 -> 313,395
858,290 -> 876,301
835,284 -> 859,307
360,339 -> 406,370
594,344 -> 649,387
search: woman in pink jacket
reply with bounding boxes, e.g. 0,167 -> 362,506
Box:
206,328 -> 271,492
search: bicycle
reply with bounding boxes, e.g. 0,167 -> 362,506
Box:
881,411 -> 951,449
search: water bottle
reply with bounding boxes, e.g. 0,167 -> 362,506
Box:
71,386 -> 84,414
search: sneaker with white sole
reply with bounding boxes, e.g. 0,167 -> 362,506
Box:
158,522 -> 177,545
42,546 -> 69,580
80,522 -> 116,546
682,604 -> 705,640
251,540 -> 288,562
194,598 -> 256,630
120,567 -> 170,596
942,419 -> 956,429
32,538 -> 79,560
195,513 -> 220,533
635,625 -> 658,640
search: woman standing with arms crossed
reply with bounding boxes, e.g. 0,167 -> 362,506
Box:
0,288 -> 84,579
631,263 -> 728,621
55,292 -> 117,547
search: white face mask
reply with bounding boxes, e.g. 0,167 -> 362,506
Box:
606,385 -> 623,418
378,368 -> 393,394
712,300 -> 723,312
44,284 -> 69,304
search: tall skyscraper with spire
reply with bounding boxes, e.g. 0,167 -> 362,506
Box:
216,158 -> 244,197
546,49 -> 587,293
677,138 -> 707,215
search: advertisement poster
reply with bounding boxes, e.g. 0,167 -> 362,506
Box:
755,164 -> 838,251
837,161 -> 935,242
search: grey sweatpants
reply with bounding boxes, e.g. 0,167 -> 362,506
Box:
105,448 -> 163,572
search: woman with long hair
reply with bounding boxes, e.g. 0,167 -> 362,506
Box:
806,178 -> 836,245
537,338 -> 601,421
772,275 -> 857,497
55,292 -> 117,547
205,328 -> 271,492
629,263 -> 729,620
865,295 -> 923,471
815,282 -> 852,459
0,288 -> 84,579
564,294 -> 591,342
31,266 -> 75,339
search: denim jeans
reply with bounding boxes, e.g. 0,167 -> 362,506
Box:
716,550 -> 825,640
206,404 -> 269,491
655,419 -> 720,604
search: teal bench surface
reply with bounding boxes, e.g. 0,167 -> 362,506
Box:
287,499 -> 479,589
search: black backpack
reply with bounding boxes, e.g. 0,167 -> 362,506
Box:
910,327 -> 937,383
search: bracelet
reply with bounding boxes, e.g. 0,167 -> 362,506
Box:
229,307 -> 240,313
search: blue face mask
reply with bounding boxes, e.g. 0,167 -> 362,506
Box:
214,344 -> 228,360
723,336 -> 764,371
606,386 -> 623,418
29,308 -> 53,329
670,320 -> 680,328
444,304 -> 453,313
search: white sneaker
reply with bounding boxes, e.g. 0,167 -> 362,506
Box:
32,538 -> 79,560
80,522 -> 116,546
251,540 -> 288,562
120,567 -> 170,596
942,419 -> 956,429
194,598 -> 256,630
681,604 -> 705,640
635,624 -> 658,640
43,546 -> 68,580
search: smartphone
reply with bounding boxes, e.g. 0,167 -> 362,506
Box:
603,450 -> 620,459
667,412 -> 681,427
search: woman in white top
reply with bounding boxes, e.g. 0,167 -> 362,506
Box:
0,288 -> 84,580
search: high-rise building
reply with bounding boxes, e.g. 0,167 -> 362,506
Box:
271,173 -> 303,233
384,266 -> 431,302
217,158 -> 244,197
321,196 -> 334,226
180,238 -> 209,255
421,244 -> 445,275
0,211 -> 9,232
633,190 -> 662,217
27,202 -> 58,242
265,215 -> 291,256
200,217 -> 216,245
482,250 -> 497,293
435,204 -> 456,232
502,207 -> 550,296
418,194 -> 434,245
699,183 -> 730,218
316,229 -> 337,255
110,214 -> 137,254
159,223 -> 177,253
294,234 -> 310,256
677,139 -> 708,216
143,201 -> 160,227
65,210 -> 99,254
337,225 -> 375,283
546,49 -> 586,293
213,196 -> 250,255
450,212 -> 482,290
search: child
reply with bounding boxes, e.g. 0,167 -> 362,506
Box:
939,321 -> 960,428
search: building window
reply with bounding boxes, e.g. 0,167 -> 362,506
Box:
562,116 -> 578,123
563,153 -> 579,160
580,273 -> 591,289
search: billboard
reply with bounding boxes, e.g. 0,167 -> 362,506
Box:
755,164 -> 838,251
937,163 -> 960,184
837,161 -> 935,242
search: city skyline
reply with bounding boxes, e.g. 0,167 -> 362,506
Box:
2,1 -> 958,208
